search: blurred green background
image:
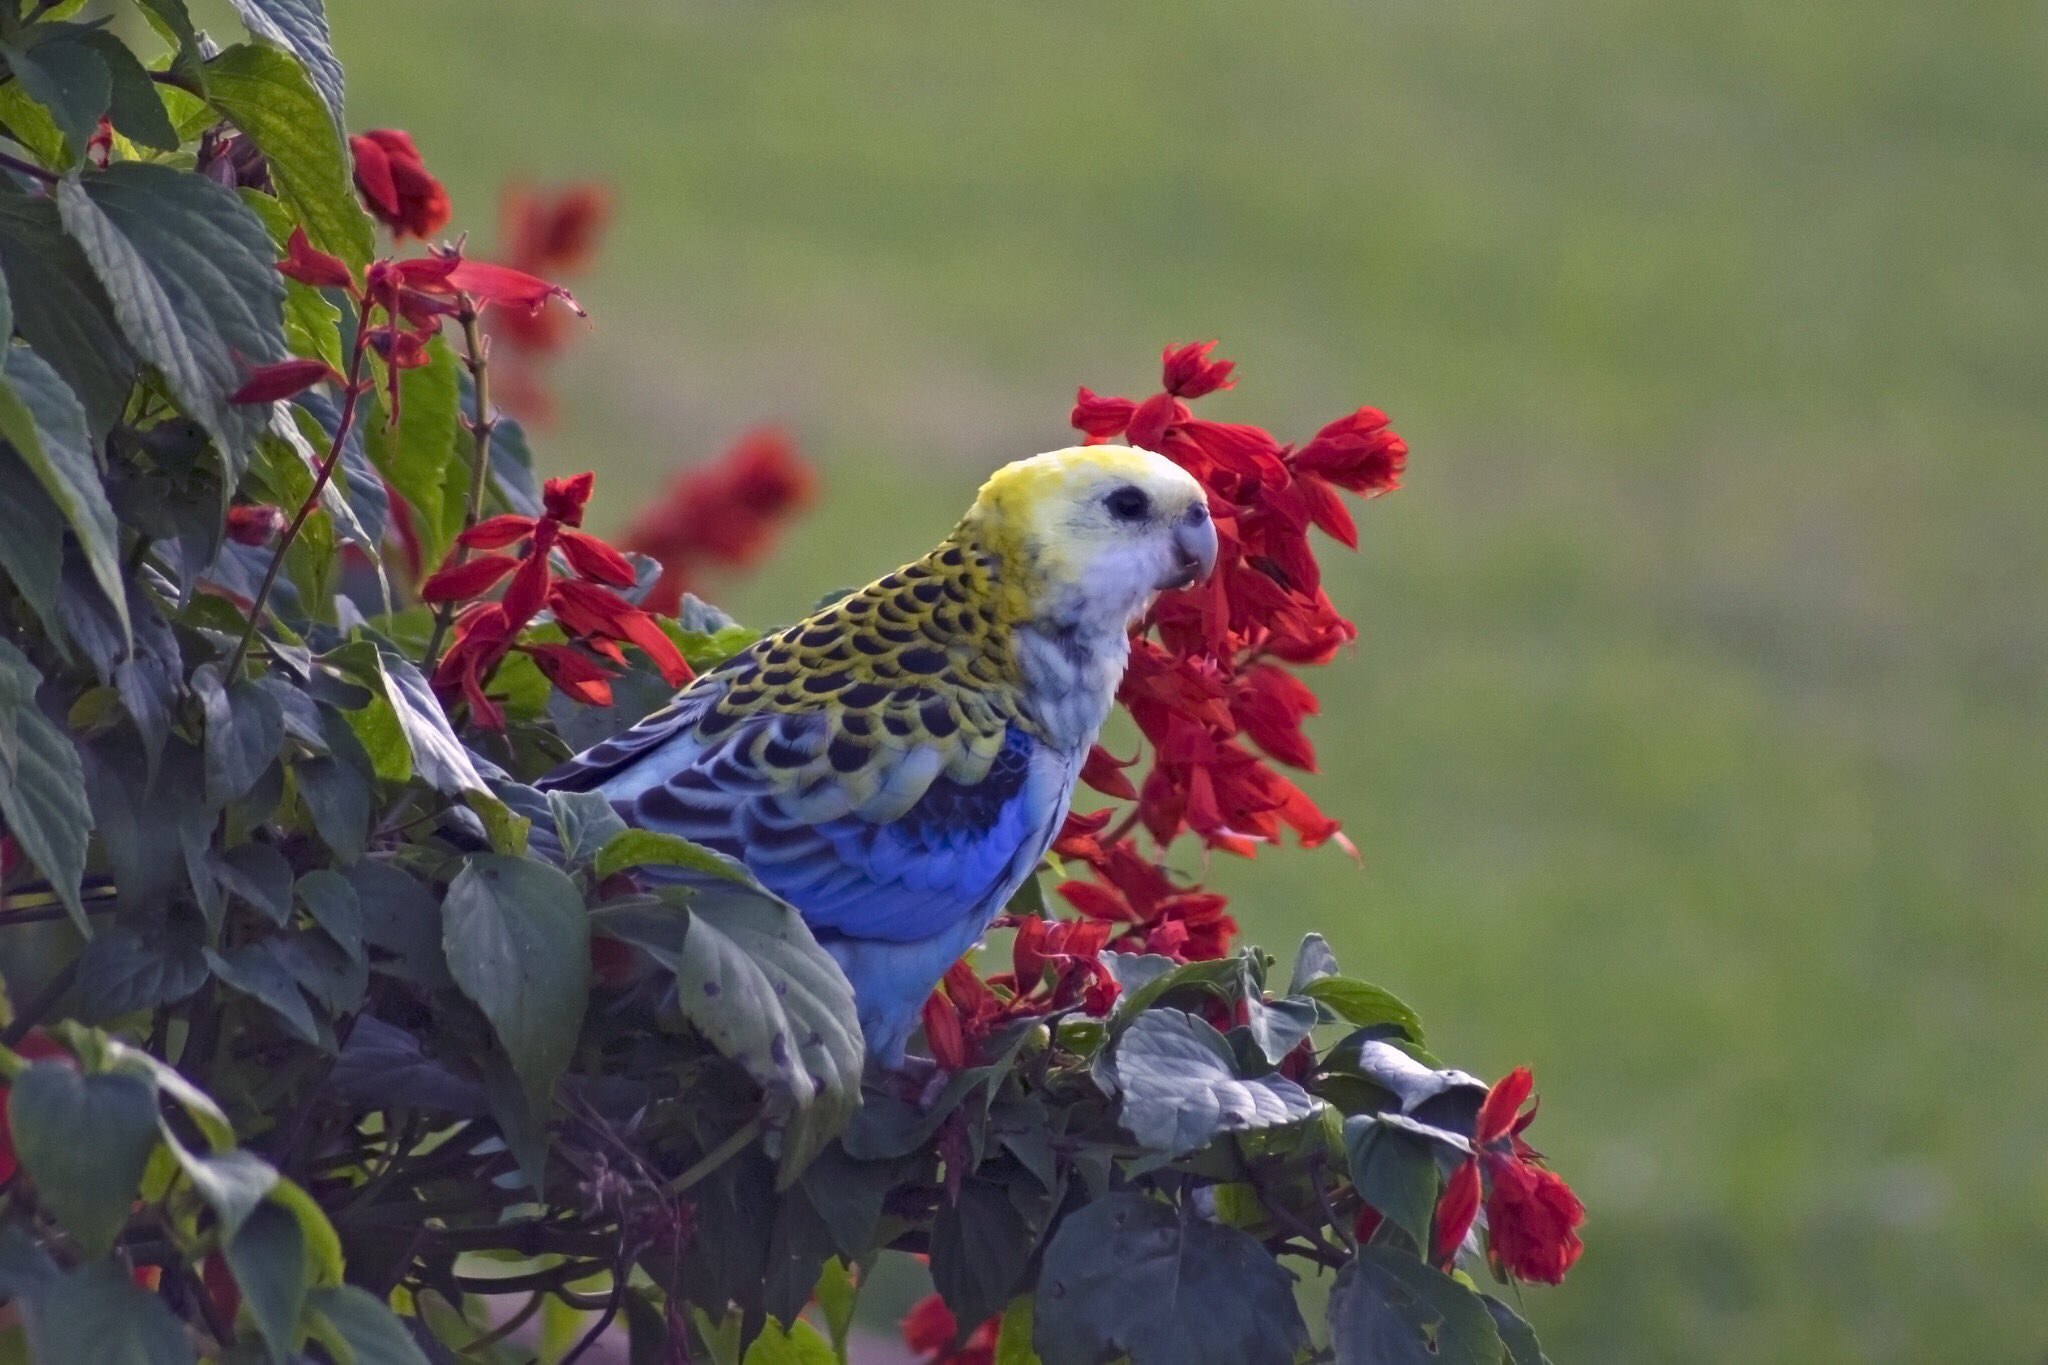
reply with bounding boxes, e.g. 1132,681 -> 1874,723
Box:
327,2 -> 2046,1359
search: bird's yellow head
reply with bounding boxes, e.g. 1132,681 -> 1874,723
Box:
959,445 -> 1219,631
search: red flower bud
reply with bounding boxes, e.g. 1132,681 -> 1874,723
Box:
278,226 -> 354,289
1161,339 -> 1235,398
229,357 -> 342,404
419,553 -> 520,603
351,129 -> 451,240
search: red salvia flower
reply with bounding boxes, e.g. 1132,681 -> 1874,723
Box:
278,226 -> 353,289
230,356 -> 341,404
350,129 -> 451,239
901,1293 -> 999,1365
1430,1067 -> 1586,1285
622,427 -> 816,614
424,472 -> 691,727
225,504 -> 286,546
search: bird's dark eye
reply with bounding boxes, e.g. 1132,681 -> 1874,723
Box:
1104,485 -> 1151,521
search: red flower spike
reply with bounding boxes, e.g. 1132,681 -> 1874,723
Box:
458,514 -> 538,550
557,530 -> 638,587
350,129 -> 451,240
502,182 -> 611,276
1434,1158 -> 1482,1265
1475,1066 -> 1536,1144
278,226 -> 354,290
621,428 -> 815,615
901,1293 -> 1000,1365
523,644 -> 615,707
418,554 -> 519,603
921,992 -> 969,1073
1078,743 -> 1139,800
1070,386 -> 1136,438
225,504 -> 285,546
230,357 -> 342,404
445,260 -> 584,318
500,542 -> 555,628
542,472 -> 596,525
1161,339 -> 1235,398
1484,1158 -> 1585,1285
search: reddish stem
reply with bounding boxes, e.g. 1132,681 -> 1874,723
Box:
224,293 -> 376,678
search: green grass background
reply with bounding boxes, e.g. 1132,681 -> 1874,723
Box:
324,2 -> 2046,1358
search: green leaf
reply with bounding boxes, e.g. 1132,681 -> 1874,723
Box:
0,342 -> 127,636
1482,1294 -> 1554,1365
812,1257 -> 858,1362
373,647 -> 486,796
364,335 -> 461,562
993,1295 -> 1036,1365
0,444 -> 67,638
597,888 -> 861,1186
7,1063 -> 160,1256
1326,1246 -> 1504,1365
1104,1009 -> 1320,1157
72,917 -> 209,1018
1288,932 -> 1340,994
1242,992 -> 1319,1066
594,827 -> 762,886
193,661 -> 286,805
1033,1193 -> 1307,1365
101,1037 -> 235,1151
20,1260 -> 196,1365
0,640 -> 92,933
264,1176 -> 344,1286
225,0 -> 346,125
213,839 -> 295,925
742,1318 -> 838,1365
0,81 -> 73,169
207,941 -> 324,1045
1,30 -> 110,160
79,31 -> 179,152
206,44 -> 372,269
548,788 -> 627,868
296,868 -> 363,958
303,1285 -> 430,1365
0,176 -> 135,435
164,1134 -> 277,1241
1304,976 -> 1426,1043
55,163 -> 287,474
931,1176 -> 1042,1330
343,859 -> 449,987
134,0 -> 207,91
1343,1114 -> 1443,1252
225,1200 -> 309,1364
441,854 -> 589,1113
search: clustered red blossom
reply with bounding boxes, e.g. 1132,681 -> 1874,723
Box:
484,183 -> 612,424
901,1293 -> 998,1365
1430,1067 -> 1586,1284
919,917 -> 1121,1072
622,427 -> 816,614
422,473 -> 693,729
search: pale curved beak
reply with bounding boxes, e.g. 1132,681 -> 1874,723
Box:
1158,506 -> 1219,591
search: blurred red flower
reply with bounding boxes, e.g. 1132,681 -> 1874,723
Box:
901,1293 -> 998,1365
483,182 -> 612,422
622,427 -> 816,614
350,129 -> 451,239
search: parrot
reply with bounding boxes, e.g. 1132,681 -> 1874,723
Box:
539,444 -> 1219,1066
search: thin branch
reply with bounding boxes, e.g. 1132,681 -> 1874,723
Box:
454,1290 -> 545,1356
560,1270 -> 628,1365
420,293 -> 493,671
0,150 -> 57,185
225,293 -> 377,678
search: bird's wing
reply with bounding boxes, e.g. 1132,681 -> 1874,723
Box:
540,550 -> 1061,943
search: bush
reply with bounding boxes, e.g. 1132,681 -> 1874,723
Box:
0,5 -> 1581,1361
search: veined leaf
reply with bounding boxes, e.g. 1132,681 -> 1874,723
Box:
7,1064 -> 160,1256
0,28 -> 110,160
207,44 -> 372,268
1104,1008 -> 1319,1157
20,1260 -> 197,1365
442,855 -> 589,1114
0,342 -> 127,636
225,0 -> 346,126
0,177 -> 134,435
0,639 -> 92,932
55,163 -> 286,475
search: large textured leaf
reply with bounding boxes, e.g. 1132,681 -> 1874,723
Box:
1104,1009 -> 1319,1157
441,854 -> 589,1113
0,640 -> 91,931
206,44 -> 371,268
1033,1193 -> 1307,1365
1327,1246 -> 1505,1365
0,446 -> 64,637
20,1260 -> 196,1365
72,917 -> 209,1019
225,0 -> 345,125
304,1285 -> 431,1365
0,178 -> 133,434
7,1064 -> 161,1256
1343,1114 -> 1443,1251
1,29 -> 110,158
55,164 -> 286,472
1305,975 -> 1426,1042
374,648 -> 486,796
547,788 -> 627,869
0,342 -> 126,635
597,888 -> 862,1186
193,661 -> 286,805
207,941 -> 324,1045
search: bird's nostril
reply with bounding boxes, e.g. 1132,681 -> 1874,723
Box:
1184,502 -> 1209,525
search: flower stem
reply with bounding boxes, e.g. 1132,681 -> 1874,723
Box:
421,294 -> 494,671
224,294 -> 376,679
669,1114 -> 764,1195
